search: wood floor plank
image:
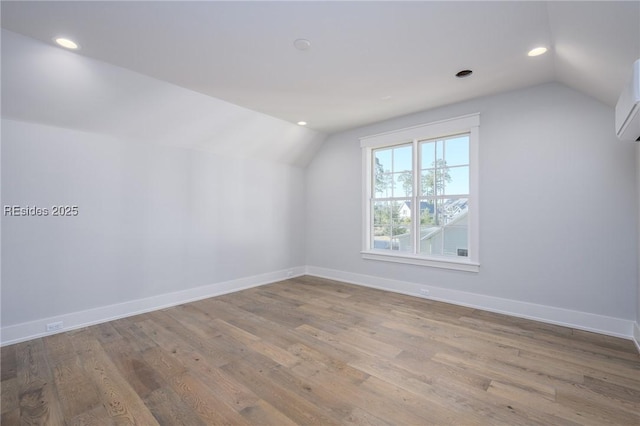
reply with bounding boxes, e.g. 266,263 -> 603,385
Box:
486,380 -> 588,425
141,346 -> 187,383
1,277 -> 638,425
68,404 -> 115,426
518,348 -> 640,392
48,354 -> 102,420
99,335 -> 164,400
342,406 -> 395,426
287,342 -> 369,387
432,350 -> 560,398
170,372 -> 252,425
357,375 -> 462,425
70,334 -> 159,425
1,345 -> 17,382
221,354 -> 343,425
15,338 -> 65,425
349,353 -> 488,425
143,386 -> 207,426
158,306 -> 253,364
109,317 -> 159,353
238,398 -> 299,426
1,408 -> 20,426
460,315 -> 640,363
1,377 -> 19,415
139,316 -> 263,413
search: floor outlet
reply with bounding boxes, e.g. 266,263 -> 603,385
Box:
46,321 -> 64,332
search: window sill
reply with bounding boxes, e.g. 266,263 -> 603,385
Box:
361,250 -> 480,272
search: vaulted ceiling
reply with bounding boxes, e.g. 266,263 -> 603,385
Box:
2,1 -> 639,134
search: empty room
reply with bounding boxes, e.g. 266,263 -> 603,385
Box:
1,1 -> 640,425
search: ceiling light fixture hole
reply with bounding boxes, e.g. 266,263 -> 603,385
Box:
293,39 -> 312,51
528,47 -> 548,57
54,37 -> 79,50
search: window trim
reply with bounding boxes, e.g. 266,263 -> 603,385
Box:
360,113 -> 480,272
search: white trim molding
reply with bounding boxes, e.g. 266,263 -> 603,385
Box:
361,250 -> 479,272
633,322 -> 640,353
305,265 -> 636,340
360,113 -> 480,149
360,113 -> 480,271
0,266 -> 306,346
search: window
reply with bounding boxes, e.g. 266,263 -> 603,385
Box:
361,114 -> 479,272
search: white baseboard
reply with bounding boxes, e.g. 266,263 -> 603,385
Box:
0,266 -> 306,346
3,265 -> 636,348
633,322 -> 640,354
306,265 -> 635,340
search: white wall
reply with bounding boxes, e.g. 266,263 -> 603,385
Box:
1,119 -> 307,335
1,30 -> 322,344
307,82 -> 638,337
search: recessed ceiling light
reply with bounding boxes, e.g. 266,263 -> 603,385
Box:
54,37 -> 79,50
455,69 -> 473,78
293,39 -> 312,51
528,47 -> 547,57
297,121 -> 307,126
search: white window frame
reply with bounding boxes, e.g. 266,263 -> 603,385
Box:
360,113 -> 480,272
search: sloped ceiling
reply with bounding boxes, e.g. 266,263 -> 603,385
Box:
2,1 -> 639,134
1,30 -> 326,167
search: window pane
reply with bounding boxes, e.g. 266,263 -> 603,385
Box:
373,201 -> 390,225
436,140 -> 444,163
422,141 -> 436,169
374,149 -> 391,198
444,166 -> 469,195
421,168 -> 449,196
421,139 -> 444,168
374,173 -> 392,198
393,200 -> 413,252
445,135 -> 469,167
394,172 -> 413,197
393,145 -> 412,172
419,198 -> 468,254
419,200 -> 440,254
374,149 -> 392,173
419,200 -> 437,226
372,200 -> 412,252
420,224 -> 442,255
374,145 -> 412,199
443,225 -> 468,256
441,198 -> 468,225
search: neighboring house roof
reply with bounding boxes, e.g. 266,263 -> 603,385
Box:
401,201 -> 433,213
420,209 -> 468,242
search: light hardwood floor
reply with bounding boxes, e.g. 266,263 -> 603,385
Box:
1,276 -> 639,425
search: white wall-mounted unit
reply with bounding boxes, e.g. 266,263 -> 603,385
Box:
616,59 -> 640,142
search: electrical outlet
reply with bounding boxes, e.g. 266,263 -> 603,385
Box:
46,321 -> 64,332
419,288 -> 430,296
287,270 -> 294,277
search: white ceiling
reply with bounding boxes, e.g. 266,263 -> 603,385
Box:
2,1 -> 639,134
